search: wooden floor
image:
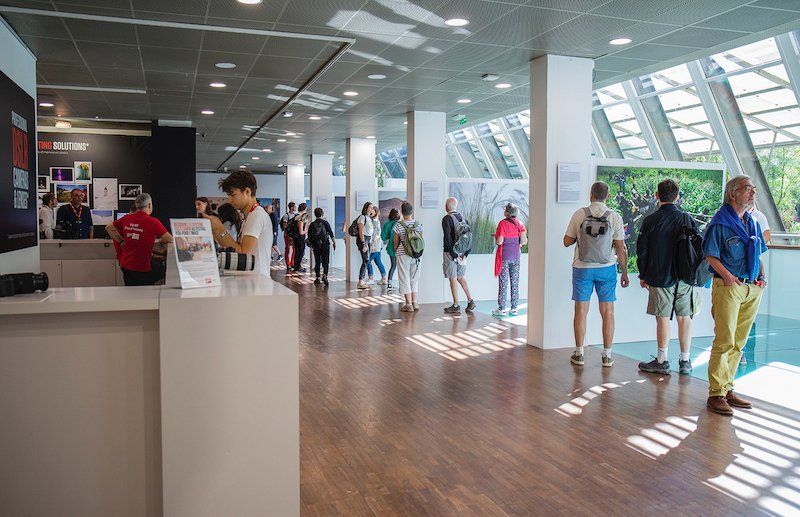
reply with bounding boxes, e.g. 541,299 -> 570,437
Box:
275,266 -> 800,516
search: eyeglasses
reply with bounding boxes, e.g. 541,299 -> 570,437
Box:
738,185 -> 757,193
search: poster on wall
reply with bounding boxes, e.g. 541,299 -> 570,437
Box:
595,162 -> 724,273
74,161 -> 92,183
119,183 -> 142,200
90,209 -> 114,226
334,196 -> 345,239
55,182 -> 89,205
378,190 -> 404,223
37,175 -> 50,192
50,166 -> 73,182
448,180 -> 529,254
557,162 -> 582,204
0,68 -> 36,254
93,177 -> 118,210
169,218 -> 220,289
257,197 -> 280,215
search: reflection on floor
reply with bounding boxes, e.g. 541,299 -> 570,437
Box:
275,268 -> 800,515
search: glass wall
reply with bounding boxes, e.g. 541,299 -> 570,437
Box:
376,30 -> 800,233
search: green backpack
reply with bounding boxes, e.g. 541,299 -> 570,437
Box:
402,222 -> 424,259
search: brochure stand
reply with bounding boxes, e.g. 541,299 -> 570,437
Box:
168,218 -> 220,289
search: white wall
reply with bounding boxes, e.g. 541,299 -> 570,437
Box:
0,19 -> 38,275
760,248 -> 800,320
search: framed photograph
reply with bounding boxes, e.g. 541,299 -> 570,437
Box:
54,182 -> 89,204
50,166 -> 74,182
119,183 -> 142,200
37,175 -> 50,192
74,161 -> 92,183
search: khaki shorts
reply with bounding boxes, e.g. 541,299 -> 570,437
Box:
443,252 -> 466,279
647,281 -> 699,318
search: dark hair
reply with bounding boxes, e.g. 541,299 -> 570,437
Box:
218,169 -> 257,196
288,202 -> 296,209
42,192 -> 55,205
388,208 -> 400,221
314,207 -> 323,218
298,202 -> 307,212
657,178 -> 679,203
361,201 -> 372,216
195,196 -> 212,215
590,181 -> 609,202
401,201 -> 413,217
217,202 -> 243,235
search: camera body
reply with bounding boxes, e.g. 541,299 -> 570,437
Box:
0,273 -> 49,297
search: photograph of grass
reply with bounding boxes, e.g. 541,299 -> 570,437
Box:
448,180 -> 529,254
596,164 -> 724,273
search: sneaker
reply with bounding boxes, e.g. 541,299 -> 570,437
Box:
367,278 -> 375,285
387,282 -> 394,291
400,304 -> 415,312
465,300 -> 476,314
679,359 -> 692,375
379,278 -> 388,285
357,280 -> 368,289
444,304 -> 461,314
412,302 -> 420,311
639,357 -> 670,375
322,275 -> 329,286
491,307 -> 508,317
570,351 -> 584,366
601,354 -> 614,368
509,308 -> 519,316
314,277 -> 321,284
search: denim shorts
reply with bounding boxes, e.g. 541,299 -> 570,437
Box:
572,265 -> 617,302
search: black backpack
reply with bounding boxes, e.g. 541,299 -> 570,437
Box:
670,222 -> 713,320
347,217 -> 360,238
284,215 -> 300,239
308,220 -> 327,247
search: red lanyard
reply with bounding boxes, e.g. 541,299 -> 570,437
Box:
70,203 -> 83,220
238,202 -> 259,244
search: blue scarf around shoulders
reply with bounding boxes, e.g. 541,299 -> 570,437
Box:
706,203 -> 762,281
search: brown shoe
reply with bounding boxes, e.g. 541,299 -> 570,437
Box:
726,391 -> 753,409
707,396 -> 734,416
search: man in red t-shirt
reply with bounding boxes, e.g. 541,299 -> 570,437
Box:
106,193 -> 173,286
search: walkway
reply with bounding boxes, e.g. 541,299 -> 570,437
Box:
273,266 -> 800,516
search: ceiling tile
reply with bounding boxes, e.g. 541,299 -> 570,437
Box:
3,12 -> 71,39
76,41 -> 143,69
93,67 -> 147,89
65,20 -> 138,45
696,6 -> 800,32
201,30 -> 267,54
23,37 -> 84,66
611,43 -> 699,61
132,0 -> 210,16
465,6 -> 577,47
141,46 -> 200,73
137,25 -> 204,50
650,26 -> 749,48
37,64 -> 97,86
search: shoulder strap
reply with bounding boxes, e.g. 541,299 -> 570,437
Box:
602,210 -> 611,219
583,207 -> 591,218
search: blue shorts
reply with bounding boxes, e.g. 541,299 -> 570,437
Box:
572,265 -> 617,302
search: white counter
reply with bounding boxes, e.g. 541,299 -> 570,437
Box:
0,274 -> 299,517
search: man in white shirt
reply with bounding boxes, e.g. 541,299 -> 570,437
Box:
749,204 -> 771,243
205,169 -> 273,276
563,181 -> 629,368
39,192 -> 57,239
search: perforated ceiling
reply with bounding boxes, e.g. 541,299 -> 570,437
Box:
2,0 -> 800,170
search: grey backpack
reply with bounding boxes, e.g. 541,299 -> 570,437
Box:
577,208 -> 614,264
450,213 -> 473,257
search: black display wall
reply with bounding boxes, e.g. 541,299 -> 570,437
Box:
37,132 -> 151,216
0,68 -> 37,254
150,125 -> 196,228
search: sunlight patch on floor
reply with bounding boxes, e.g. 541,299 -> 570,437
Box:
405,322 -> 523,361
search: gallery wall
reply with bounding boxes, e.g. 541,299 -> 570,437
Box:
0,19 -> 37,275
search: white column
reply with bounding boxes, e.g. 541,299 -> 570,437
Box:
407,111 -> 447,304
285,164 -> 305,208
310,154 -> 334,271
345,138 -> 377,282
527,55 -> 594,349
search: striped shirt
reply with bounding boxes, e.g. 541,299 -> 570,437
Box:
394,219 -> 422,257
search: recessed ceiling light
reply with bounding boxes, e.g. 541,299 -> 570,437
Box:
262,148 -> 272,152
55,120 -> 72,129
209,82 -> 226,88
286,132 -> 296,136
309,115 -> 321,120
445,18 -> 469,27
327,151 -> 335,154
215,62 -> 236,69
457,98 -> 471,104
366,135 -> 376,139
237,0 -> 262,4
495,83 -> 511,89
252,156 -> 260,160
609,37 -> 632,46
38,102 -> 54,107
201,109 -> 215,115
343,91 -> 359,96
367,74 -> 386,80
277,138 -> 287,142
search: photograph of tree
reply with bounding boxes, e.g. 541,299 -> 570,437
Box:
448,180 -> 529,254
596,164 -> 724,273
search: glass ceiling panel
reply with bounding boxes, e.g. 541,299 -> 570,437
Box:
707,38 -> 781,75
641,63 -> 693,90
595,83 -> 627,105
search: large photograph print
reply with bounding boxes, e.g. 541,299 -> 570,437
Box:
0,69 -> 37,254
448,180 -> 529,254
596,161 -> 725,273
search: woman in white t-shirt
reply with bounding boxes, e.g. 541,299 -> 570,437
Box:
356,202 -> 373,289
367,205 -> 387,285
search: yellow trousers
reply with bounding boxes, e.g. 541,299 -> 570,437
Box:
708,278 -> 763,397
